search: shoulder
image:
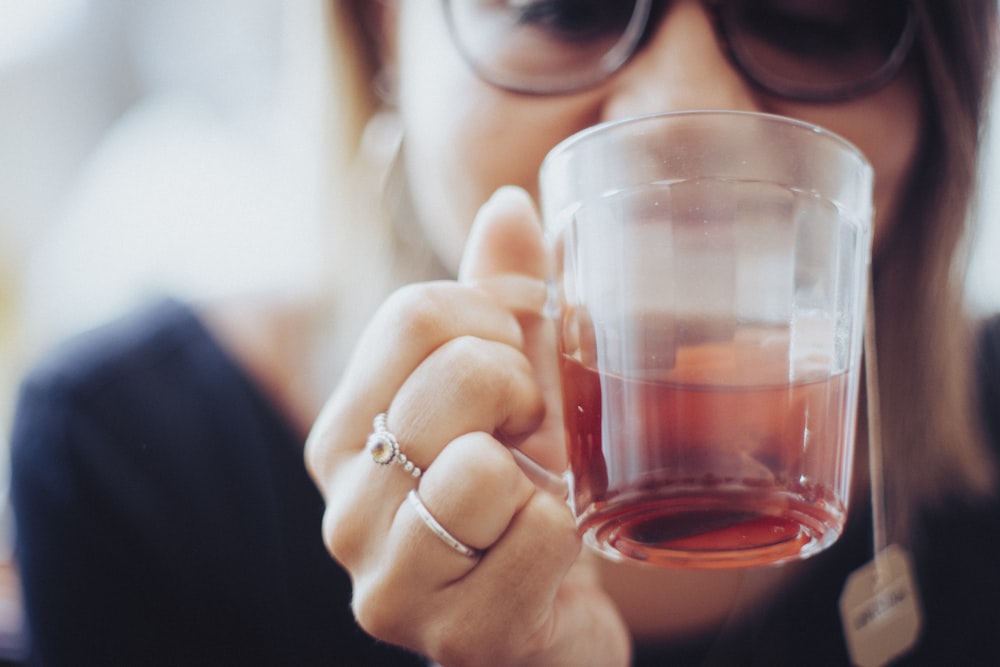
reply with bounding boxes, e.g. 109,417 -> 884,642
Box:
19,298 -> 215,405
904,314 -> 1000,662
14,295 -> 313,423
976,313 -> 1000,456
978,313 -> 1000,365
9,296 -> 312,555
978,314 -> 1000,364
10,298 -> 271,484
9,299 -> 255,567
13,297 -> 217,436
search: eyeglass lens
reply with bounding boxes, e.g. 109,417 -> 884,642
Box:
444,0 -> 915,101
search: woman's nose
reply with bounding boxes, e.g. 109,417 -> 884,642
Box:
602,1 -> 763,120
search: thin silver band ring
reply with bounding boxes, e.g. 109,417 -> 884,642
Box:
406,489 -> 481,559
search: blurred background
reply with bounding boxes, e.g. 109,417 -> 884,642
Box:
0,0 -> 998,661
0,0 -> 333,659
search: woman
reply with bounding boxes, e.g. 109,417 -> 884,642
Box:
11,1 -> 1000,665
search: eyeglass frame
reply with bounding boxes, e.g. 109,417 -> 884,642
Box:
440,0 -> 920,103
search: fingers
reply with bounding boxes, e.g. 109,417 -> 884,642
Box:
355,469 -> 629,667
389,336 -> 546,453
305,280 -> 526,488
305,186 -> 606,664
425,492 -> 583,665
404,433 -> 537,570
306,186 -> 551,492
352,441 -> 583,662
315,334 -> 546,570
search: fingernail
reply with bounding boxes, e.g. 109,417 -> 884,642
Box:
487,186 -> 535,214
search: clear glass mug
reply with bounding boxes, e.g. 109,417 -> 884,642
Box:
541,111 -> 872,568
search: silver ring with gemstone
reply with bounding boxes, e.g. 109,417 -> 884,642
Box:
406,489 -> 481,559
367,413 -> 422,478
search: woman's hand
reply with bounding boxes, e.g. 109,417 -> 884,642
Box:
305,187 -> 630,666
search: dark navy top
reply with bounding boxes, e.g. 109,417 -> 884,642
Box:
9,299 -> 1000,665
10,300 -> 424,666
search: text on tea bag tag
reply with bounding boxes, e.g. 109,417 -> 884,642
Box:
839,544 -> 923,667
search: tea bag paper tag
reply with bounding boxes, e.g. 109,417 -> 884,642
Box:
839,544 -> 923,667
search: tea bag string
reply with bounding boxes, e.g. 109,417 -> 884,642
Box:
864,276 -> 889,579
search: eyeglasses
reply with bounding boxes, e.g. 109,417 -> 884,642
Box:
442,0 -> 918,102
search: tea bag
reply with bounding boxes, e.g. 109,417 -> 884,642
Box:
839,284 -> 923,666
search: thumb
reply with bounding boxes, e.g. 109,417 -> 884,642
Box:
459,187 -> 548,313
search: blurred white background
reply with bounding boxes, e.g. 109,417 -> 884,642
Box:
0,1 -> 332,655
973,76 -> 1000,314
1,0 -> 332,367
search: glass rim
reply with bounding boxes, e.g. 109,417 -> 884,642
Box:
540,109 -> 872,179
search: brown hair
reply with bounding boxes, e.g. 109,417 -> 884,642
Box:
326,0 -> 999,541
874,0 -> 998,543
325,1 -> 381,173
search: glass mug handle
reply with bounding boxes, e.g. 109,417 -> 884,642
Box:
510,447 -> 571,500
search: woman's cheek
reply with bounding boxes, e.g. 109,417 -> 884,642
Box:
403,89 -> 597,271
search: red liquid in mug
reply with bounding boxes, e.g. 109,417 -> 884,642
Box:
561,338 -> 855,568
